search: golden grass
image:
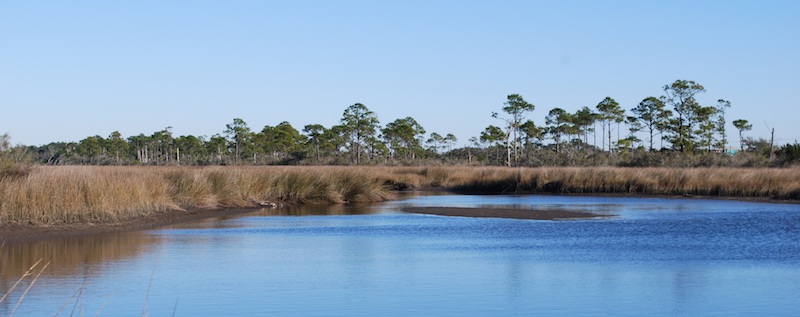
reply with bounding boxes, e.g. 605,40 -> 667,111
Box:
1,166 -> 798,225
0,166 -> 394,224
396,166 -> 800,199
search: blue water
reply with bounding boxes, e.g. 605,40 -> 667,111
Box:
3,194 -> 800,316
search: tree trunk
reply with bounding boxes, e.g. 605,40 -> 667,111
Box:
315,142 -> 320,165
769,128 -> 775,160
601,123 -> 606,152
678,113 -> 685,152
506,131 -> 512,167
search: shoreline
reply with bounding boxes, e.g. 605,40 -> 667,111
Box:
2,191 -> 798,245
0,207 -> 261,245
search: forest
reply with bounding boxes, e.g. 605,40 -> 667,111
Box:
3,80 -> 800,169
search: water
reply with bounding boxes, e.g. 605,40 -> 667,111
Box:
2,193 -> 800,316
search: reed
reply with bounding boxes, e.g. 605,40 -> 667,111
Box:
1,166 -> 798,225
333,166 -> 800,199
401,166 -> 800,200
0,166 -> 393,225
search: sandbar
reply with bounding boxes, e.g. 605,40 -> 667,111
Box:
403,206 -> 609,220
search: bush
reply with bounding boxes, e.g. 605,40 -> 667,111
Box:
777,142 -> 800,166
0,134 -> 31,179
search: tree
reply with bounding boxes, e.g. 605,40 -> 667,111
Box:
382,117 -> 426,160
631,97 -> 670,151
275,121 -> 306,160
694,106 -> 719,151
77,135 -> 104,160
492,94 -> 535,166
0,133 -> 10,152
128,133 -> 152,164
240,131 -> 264,163
444,134 -> 457,152
733,119 -> 752,150
225,118 -> 250,164
596,97 -> 625,153
545,108 -> 571,153
662,80 -> 706,151
467,136 -> 480,163
480,125 -> 506,163
715,99 -> 731,151
150,127 -> 174,164
426,132 -> 445,154
366,135 -> 388,161
329,124 -> 350,160
259,122 -> 306,162
303,124 -> 326,164
620,115 -> 643,151
340,103 -> 379,165
206,134 -> 229,163
107,131 -> 129,164
571,107 -> 596,151
174,135 -> 205,164
519,120 -> 544,148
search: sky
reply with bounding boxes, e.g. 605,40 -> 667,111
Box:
1,1 -> 798,147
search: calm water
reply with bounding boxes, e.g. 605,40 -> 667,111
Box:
2,193 -> 800,316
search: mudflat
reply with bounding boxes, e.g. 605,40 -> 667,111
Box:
403,206 -> 609,220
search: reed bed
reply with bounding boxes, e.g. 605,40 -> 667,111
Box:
386,166 -> 800,200
1,166 -> 798,225
0,166 -> 394,224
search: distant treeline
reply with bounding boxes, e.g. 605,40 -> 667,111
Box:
4,79 -> 800,168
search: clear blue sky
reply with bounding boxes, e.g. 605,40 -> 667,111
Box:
2,1 -> 798,147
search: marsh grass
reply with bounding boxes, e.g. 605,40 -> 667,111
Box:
371,166 -> 800,199
1,166 -> 798,225
417,166 -> 800,199
0,166 -> 394,224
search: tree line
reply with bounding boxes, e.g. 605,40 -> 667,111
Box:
18,103 -> 457,166
5,79 -> 800,167
480,80 -> 763,167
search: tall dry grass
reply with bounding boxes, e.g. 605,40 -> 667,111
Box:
379,166 -> 800,199
1,166 -> 798,225
0,166 -> 394,224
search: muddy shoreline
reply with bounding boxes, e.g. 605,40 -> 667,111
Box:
2,192 -> 797,245
0,207 -> 260,245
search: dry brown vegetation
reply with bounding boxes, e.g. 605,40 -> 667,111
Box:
428,166 -> 800,199
1,166 -> 798,225
0,166 -> 394,224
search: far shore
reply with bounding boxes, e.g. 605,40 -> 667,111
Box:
2,166 -> 799,244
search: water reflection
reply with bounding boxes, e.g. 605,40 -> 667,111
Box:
2,194 -> 799,316
0,230 -> 159,304
160,204 -> 395,232
1,231 -> 157,279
